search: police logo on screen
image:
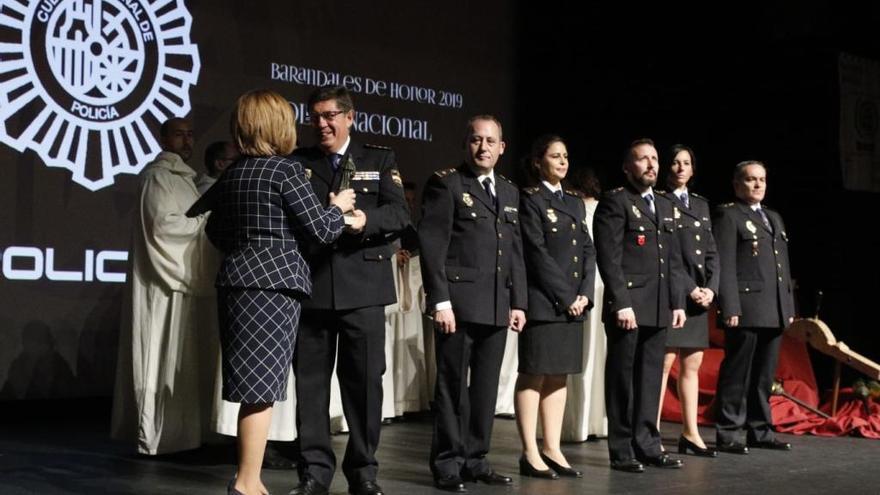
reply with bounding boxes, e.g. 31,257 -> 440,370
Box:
0,0 -> 200,191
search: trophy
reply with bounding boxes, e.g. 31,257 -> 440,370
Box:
339,155 -> 357,225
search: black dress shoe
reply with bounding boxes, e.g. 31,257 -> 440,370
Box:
469,471 -> 513,485
348,480 -> 385,495
434,475 -> 467,492
289,476 -> 329,495
519,455 -> 558,479
539,453 -> 582,478
610,458 -> 644,473
678,436 -> 718,457
717,442 -> 750,455
748,439 -> 792,451
638,453 -> 683,469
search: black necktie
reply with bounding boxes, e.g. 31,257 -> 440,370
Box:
330,153 -> 342,172
644,193 -> 655,215
757,207 -> 772,231
482,177 -> 497,209
554,189 -> 564,201
680,191 -> 689,208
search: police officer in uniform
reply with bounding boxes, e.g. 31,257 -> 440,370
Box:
419,115 -> 527,492
714,160 -> 795,454
291,86 -> 410,495
593,138 -> 686,473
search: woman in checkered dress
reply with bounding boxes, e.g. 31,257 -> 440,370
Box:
206,89 -> 357,495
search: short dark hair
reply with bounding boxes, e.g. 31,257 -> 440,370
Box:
733,160 -> 766,181
160,117 -> 189,138
464,114 -> 504,142
523,134 -> 565,185
204,141 -> 231,176
623,138 -> 655,163
308,85 -> 354,113
571,166 -> 602,199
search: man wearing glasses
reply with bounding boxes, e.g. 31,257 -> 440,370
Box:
289,85 -> 410,495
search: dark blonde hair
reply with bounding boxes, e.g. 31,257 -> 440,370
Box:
233,89 -> 296,156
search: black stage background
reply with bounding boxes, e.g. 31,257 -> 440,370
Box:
1,1 -> 878,401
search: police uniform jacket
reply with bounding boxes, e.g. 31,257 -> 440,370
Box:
205,155 -> 345,296
292,141 -> 411,310
593,185 -> 687,327
713,201 -> 794,328
664,191 -> 720,315
418,163 -> 527,327
520,185 -> 596,322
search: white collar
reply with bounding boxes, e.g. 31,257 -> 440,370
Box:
542,180 -> 563,193
329,136 -> 351,157
477,170 -> 496,184
673,186 -> 688,196
640,187 -> 655,199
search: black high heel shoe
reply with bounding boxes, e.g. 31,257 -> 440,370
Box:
227,478 -> 245,495
678,435 -> 718,457
540,453 -> 583,478
519,455 -> 559,479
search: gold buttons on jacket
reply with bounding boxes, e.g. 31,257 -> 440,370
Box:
573,256 -> 578,262
695,234 -> 701,241
695,249 -> 702,255
572,239 -> 577,246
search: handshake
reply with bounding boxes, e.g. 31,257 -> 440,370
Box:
329,188 -> 366,232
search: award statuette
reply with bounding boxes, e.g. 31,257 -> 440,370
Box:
339,155 -> 358,226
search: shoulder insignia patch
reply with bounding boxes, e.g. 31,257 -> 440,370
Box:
523,186 -> 540,195
434,167 -> 458,177
719,202 -> 735,208
496,174 -> 514,184
390,168 -> 403,187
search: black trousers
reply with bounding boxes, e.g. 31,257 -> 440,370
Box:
715,326 -> 783,444
604,324 -> 667,462
430,322 -> 507,479
294,306 -> 386,486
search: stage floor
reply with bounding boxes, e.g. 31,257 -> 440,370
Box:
0,400 -> 875,494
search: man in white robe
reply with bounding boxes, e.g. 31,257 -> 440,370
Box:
111,118 -> 219,455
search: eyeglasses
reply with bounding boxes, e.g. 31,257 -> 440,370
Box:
309,110 -> 347,123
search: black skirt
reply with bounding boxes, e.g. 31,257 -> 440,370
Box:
666,310 -> 709,349
518,320 -> 584,375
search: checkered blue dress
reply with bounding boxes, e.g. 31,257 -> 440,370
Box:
207,156 -> 344,403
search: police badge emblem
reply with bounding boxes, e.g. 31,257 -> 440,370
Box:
632,205 -> 642,218
546,208 -> 558,223
462,193 -> 474,207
